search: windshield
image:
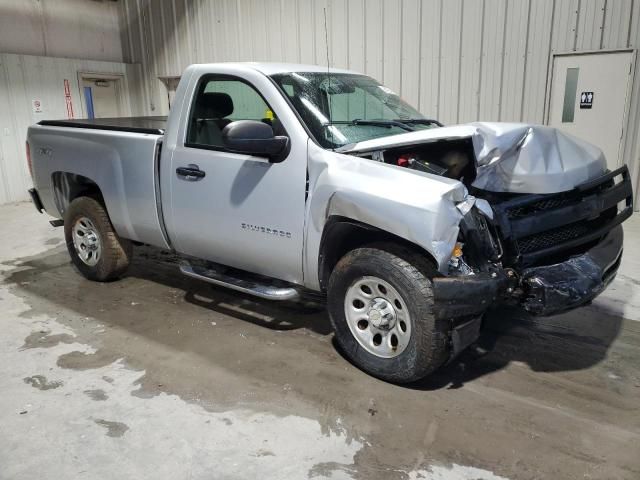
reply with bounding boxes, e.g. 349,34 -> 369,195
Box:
271,72 -> 440,149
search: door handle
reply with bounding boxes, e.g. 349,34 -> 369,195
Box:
176,165 -> 206,181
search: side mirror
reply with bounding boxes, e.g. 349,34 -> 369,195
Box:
222,120 -> 289,163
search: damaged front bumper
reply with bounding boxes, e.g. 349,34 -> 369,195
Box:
432,224 -> 623,319
520,225 -> 622,315
433,164 -> 634,319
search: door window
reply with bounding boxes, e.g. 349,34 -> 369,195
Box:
186,76 -> 277,149
562,67 -> 579,123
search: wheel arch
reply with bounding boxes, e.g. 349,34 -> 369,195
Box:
52,171 -> 105,217
318,216 -> 439,291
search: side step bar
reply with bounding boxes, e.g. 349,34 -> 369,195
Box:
180,265 -> 300,301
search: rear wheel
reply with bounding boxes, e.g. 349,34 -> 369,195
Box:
64,196 -> 132,281
327,245 -> 449,383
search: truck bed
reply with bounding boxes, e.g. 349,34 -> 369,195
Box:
38,116 -> 167,135
28,119 -> 168,250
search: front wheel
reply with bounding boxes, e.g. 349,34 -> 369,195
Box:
64,196 -> 132,282
327,245 -> 449,383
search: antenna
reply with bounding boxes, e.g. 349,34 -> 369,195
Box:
323,7 -> 333,144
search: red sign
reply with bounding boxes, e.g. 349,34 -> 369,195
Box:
63,79 -> 74,119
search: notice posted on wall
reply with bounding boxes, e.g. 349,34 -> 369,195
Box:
64,79 -> 75,119
31,99 -> 43,114
580,91 -> 594,109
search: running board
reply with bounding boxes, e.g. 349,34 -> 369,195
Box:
179,265 -> 300,301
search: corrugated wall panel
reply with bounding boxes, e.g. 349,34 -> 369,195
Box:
601,0 -> 633,49
400,0 -> 422,109
297,0 -> 315,64
0,56 -> 30,204
170,0 -> 190,69
418,0 -> 441,117
329,0 -> 348,69
280,0 -> 301,63
118,0 -> 640,209
457,0 -> 483,123
346,0 -> 365,73
623,0 -> 640,207
265,0 -> 285,62
479,0 -> 507,121
0,54 -> 143,204
364,0 -> 384,79
501,0 -> 530,121
313,0 -> 329,67
382,0 -> 403,92
438,0 -> 463,124
552,0 -> 579,52
0,0 -> 123,63
520,0 -> 553,123
575,0 -> 606,51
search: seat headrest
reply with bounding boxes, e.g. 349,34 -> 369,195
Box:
194,92 -> 234,118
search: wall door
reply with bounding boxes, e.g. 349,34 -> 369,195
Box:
81,78 -> 122,118
549,51 -> 634,170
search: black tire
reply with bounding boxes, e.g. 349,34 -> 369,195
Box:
327,244 -> 449,383
64,196 -> 132,282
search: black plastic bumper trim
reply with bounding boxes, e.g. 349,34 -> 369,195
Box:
432,270 -> 511,319
520,224 -> 623,316
28,188 -> 44,213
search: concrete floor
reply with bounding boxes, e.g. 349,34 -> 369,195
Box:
1,202 -> 639,480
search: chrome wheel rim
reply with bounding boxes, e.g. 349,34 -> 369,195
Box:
344,276 -> 411,358
72,216 -> 101,266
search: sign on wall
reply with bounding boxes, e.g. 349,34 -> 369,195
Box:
31,99 -> 43,113
580,91 -> 594,109
64,79 -> 75,119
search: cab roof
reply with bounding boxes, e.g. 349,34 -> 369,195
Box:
191,62 -> 359,76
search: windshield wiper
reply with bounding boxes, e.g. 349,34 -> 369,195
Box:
324,119 -> 414,132
393,118 -> 443,127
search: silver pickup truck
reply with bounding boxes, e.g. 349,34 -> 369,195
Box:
27,63 -> 633,383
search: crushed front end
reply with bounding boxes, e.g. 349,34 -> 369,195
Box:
433,165 -> 633,319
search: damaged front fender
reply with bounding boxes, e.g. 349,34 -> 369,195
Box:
304,140 -> 469,289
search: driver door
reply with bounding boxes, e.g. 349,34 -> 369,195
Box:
166,75 -> 307,284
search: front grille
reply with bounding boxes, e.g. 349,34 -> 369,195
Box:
517,222 -> 590,253
490,166 -> 633,267
506,196 -> 576,219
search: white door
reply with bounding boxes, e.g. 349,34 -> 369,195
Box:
81,78 -> 121,118
549,51 -> 633,170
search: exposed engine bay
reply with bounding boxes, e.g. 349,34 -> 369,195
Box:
354,138 -> 477,187
341,122 -> 609,194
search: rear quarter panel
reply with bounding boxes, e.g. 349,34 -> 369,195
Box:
27,125 -> 168,248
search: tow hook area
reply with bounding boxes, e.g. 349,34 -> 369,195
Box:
448,316 -> 483,363
432,268 -> 518,320
433,268 -> 519,362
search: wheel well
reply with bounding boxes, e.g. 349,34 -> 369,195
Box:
318,216 -> 438,291
52,172 -> 104,216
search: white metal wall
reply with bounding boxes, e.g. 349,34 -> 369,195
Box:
0,0 -> 124,62
0,54 -> 143,204
120,0 -> 640,206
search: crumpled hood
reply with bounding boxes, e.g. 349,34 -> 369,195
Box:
342,122 -> 607,194
469,122 -> 606,193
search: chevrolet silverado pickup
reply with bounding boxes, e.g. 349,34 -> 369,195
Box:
27,63 -> 633,383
